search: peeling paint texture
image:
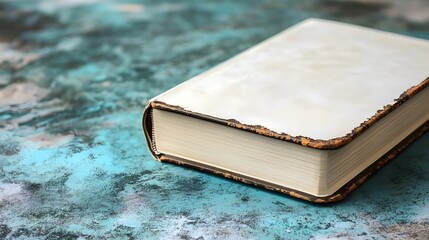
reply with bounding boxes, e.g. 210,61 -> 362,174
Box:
1,0 -> 429,239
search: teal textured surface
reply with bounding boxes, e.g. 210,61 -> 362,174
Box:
0,0 -> 428,239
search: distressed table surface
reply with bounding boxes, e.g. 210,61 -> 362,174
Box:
1,0 -> 429,239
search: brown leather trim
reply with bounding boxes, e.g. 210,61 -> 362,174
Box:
151,77 -> 428,150
154,119 -> 429,203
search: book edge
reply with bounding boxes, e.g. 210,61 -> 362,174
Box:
142,114 -> 429,203
149,77 -> 428,150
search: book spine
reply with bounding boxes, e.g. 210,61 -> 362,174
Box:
142,101 -> 162,161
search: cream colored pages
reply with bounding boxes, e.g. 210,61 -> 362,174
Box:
155,18 -> 429,140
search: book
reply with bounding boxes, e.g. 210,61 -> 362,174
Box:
142,18 -> 429,203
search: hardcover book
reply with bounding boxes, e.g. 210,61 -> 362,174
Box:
142,19 -> 429,203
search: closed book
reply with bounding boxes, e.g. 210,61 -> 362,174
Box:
142,19 -> 429,203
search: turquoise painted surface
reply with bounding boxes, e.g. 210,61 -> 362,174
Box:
1,0 -> 429,239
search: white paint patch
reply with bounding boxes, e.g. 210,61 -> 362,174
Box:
0,82 -> 49,107
347,0 -> 429,23
116,193 -> 145,228
56,37 -> 83,51
24,133 -> 74,149
0,183 -> 22,201
0,43 -> 26,63
0,43 -> 40,72
114,4 -> 145,13
159,215 -> 250,240
38,0 -> 100,12
0,98 -> 68,130
383,0 -> 429,23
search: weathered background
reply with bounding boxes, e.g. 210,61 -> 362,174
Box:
1,0 -> 429,239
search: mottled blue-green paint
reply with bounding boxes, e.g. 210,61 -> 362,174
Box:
1,0 -> 429,239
